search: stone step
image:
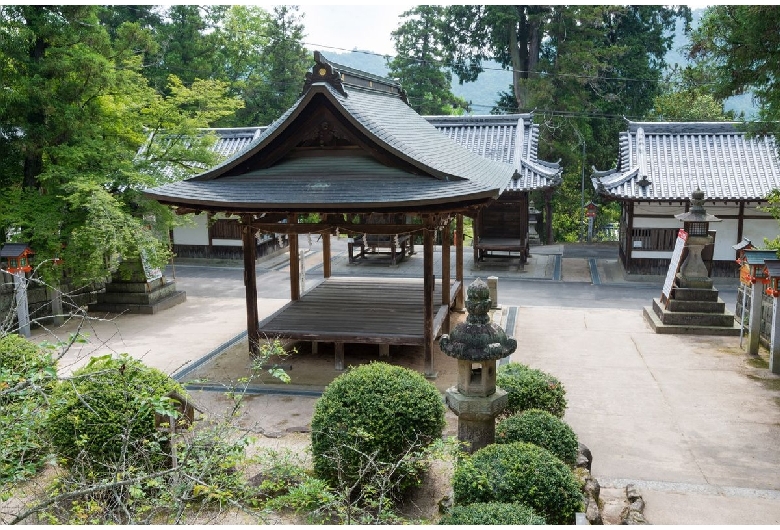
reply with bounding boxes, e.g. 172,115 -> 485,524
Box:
672,287 -> 719,302
652,299 -> 737,327
643,306 -> 741,336
89,290 -> 186,315
666,298 -> 726,314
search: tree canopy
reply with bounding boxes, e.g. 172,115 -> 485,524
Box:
0,5 -> 305,285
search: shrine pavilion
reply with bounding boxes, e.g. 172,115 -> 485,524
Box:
144,52 -> 519,377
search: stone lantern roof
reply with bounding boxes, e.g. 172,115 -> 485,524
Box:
674,188 -> 721,224
440,278 -> 517,361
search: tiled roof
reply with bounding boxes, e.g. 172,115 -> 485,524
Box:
202,116 -> 561,193
592,121 -> 780,201
425,114 -> 561,192
145,54 -> 517,212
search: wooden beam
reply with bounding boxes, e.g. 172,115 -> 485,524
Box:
423,224 -> 436,378
242,216 -> 260,356
322,231 -> 332,278
289,214 -> 300,301
250,221 -> 427,236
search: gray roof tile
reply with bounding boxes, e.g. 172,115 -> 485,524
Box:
593,121 -> 780,201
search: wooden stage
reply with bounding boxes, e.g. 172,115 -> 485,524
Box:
257,277 -> 458,347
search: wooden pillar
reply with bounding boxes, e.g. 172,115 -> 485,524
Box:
335,342 -> 344,371
442,221 -> 451,307
441,220 -> 452,334
544,188 -> 554,245
323,231 -> 332,278
625,202 -> 635,269
423,223 -> 436,378
456,214 -> 465,311
737,201 -> 745,244
242,216 -> 260,356
289,214 -> 300,301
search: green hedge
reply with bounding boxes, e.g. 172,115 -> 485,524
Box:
452,441 -> 583,525
496,362 -> 567,418
310,362 -> 445,496
0,334 -> 57,484
495,409 -> 579,466
46,353 -> 184,474
439,502 -> 546,525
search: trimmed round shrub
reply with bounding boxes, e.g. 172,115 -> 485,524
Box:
439,502 -> 546,525
496,362 -> 567,418
452,441 -> 583,525
496,409 -> 579,466
311,362 -> 445,495
0,334 -> 57,483
46,353 -> 184,474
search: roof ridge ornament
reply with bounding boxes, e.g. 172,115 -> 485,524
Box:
303,51 -> 348,97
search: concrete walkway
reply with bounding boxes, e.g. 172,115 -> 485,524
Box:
29,238 -> 779,524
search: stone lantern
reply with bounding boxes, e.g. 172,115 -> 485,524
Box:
439,278 -> 517,452
674,188 -> 721,289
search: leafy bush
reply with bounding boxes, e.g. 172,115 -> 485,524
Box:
496,362 -> 567,418
452,441 -> 583,525
439,502 -> 546,525
496,409 -> 579,466
0,334 -> 57,484
46,353 -> 184,475
310,362 -> 445,497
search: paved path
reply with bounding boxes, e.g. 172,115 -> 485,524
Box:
29,238 -> 779,524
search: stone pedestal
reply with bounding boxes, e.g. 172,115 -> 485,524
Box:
89,259 -> 185,314
676,235 -> 713,289
445,387 -> 508,453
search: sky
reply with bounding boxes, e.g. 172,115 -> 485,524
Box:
296,4 -> 712,58
298,4 -> 414,56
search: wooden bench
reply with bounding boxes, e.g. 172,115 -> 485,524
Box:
348,233 -> 412,265
473,196 -> 530,264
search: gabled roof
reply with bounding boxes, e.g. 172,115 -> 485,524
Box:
426,114 -> 562,192
0,243 -> 33,257
591,120 -> 780,202
144,52 -> 516,214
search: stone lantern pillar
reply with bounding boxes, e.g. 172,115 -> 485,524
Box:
439,278 -> 517,452
674,188 -> 721,289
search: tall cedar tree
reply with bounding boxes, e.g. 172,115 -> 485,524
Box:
387,6 -> 469,116
438,5 -> 688,241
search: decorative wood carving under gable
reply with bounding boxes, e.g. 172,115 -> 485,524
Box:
298,119 -> 354,148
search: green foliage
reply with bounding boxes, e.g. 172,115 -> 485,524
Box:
439,501 -> 546,525
452,442 -> 583,525
388,6 -> 469,116
45,353 -> 184,475
310,362 -> 445,498
497,362 -> 567,418
496,409 -> 579,466
690,6 -> 780,130
0,335 -> 57,485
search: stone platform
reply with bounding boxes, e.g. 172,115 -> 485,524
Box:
643,287 -> 740,336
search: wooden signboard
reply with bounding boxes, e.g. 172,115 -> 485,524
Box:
661,229 -> 688,306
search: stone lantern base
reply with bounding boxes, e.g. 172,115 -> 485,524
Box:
445,387 -> 507,453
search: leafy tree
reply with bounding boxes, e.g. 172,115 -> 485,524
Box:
387,6 -> 469,116
689,6 -> 780,132
0,6 -> 241,286
438,5 -> 688,241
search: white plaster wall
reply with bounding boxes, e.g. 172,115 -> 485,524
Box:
632,250 -> 673,259
212,238 -> 242,247
743,218 -> 780,248
172,214 -> 209,246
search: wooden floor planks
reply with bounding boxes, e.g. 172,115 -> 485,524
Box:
258,277 -> 448,345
